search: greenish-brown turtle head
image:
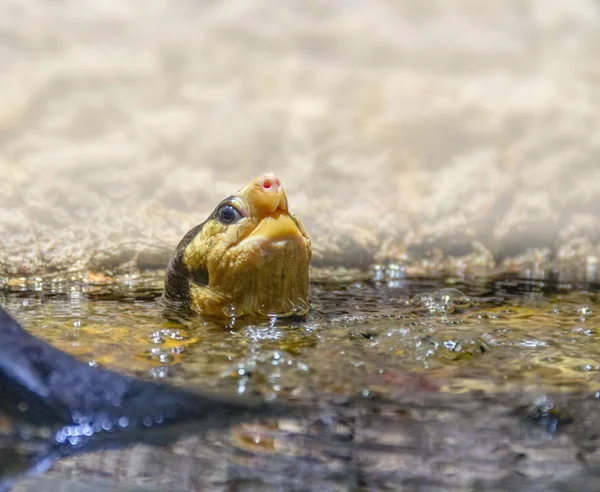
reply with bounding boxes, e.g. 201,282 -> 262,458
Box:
164,173 -> 311,318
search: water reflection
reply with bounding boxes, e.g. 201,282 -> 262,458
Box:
5,391 -> 600,492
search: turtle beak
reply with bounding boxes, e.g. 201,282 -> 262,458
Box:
242,172 -> 288,215
248,209 -> 303,243
239,173 -> 304,243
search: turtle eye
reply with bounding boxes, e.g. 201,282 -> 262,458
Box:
216,204 -> 242,225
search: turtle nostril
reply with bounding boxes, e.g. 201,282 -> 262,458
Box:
260,173 -> 282,192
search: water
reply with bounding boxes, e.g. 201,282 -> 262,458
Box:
2,268 -> 600,490
4,270 -> 600,398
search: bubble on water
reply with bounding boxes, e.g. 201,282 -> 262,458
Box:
147,347 -> 173,364
149,366 -> 169,378
372,263 -> 406,284
222,303 -> 242,318
221,350 -> 310,398
150,332 -> 164,344
431,331 -> 491,362
410,288 -> 472,314
576,305 -> 593,316
149,329 -> 186,345
435,288 -> 473,308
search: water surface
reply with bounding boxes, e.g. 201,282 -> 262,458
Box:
3,270 -> 600,398
2,268 -> 600,491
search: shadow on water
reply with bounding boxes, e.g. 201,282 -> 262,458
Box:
2,272 -> 600,490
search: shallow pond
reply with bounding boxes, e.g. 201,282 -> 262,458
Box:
2,267 -> 600,491
4,269 -> 600,398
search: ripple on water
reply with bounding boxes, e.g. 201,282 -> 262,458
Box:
2,274 -> 600,399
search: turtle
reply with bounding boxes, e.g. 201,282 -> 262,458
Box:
163,173 -> 312,318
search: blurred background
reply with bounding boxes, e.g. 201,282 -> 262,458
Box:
1,0 -> 599,279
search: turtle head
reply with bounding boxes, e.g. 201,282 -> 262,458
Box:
164,173 -> 311,318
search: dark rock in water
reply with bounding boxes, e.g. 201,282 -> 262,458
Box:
0,308 -> 274,432
0,307 -> 286,490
